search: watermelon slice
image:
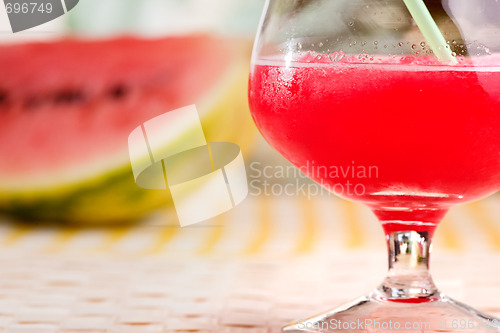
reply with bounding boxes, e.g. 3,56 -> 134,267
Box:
0,36 -> 255,223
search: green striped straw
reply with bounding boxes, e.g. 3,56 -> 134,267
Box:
403,0 -> 458,64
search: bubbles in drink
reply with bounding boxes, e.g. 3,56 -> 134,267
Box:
329,53 -> 344,62
420,42 -> 426,47
411,44 -> 417,49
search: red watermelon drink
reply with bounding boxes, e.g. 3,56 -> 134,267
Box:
249,55 -> 500,233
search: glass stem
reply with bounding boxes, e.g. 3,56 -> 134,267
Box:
375,230 -> 439,300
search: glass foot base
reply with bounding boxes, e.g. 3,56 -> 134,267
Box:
283,293 -> 500,332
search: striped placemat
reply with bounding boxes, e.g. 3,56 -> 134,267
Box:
0,195 -> 498,332
1,195 -> 499,257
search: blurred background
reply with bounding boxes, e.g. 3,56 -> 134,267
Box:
0,1 -> 499,332
0,0 -> 265,39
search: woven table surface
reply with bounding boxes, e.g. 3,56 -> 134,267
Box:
0,195 -> 499,332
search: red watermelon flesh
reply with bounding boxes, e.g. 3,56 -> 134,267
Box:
0,36 -> 244,191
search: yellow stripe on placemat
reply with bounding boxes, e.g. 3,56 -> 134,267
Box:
296,198 -> 316,254
244,197 -> 272,255
2,225 -> 33,246
44,228 -> 80,253
466,201 -> 500,252
197,214 -> 225,255
435,215 -> 462,251
144,226 -> 179,255
97,226 -> 133,253
342,200 -> 365,248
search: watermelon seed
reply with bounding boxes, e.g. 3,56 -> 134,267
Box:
0,90 -> 8,105
54,90 -> 85,104
109,85 -> 128,99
